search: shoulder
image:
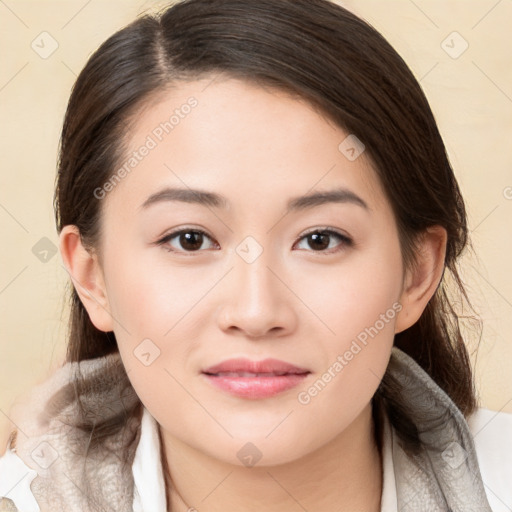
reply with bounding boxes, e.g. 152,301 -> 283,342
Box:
0,433 -> 39,512
468,407 -> 512,460
0,351 -> 139,512
467,407 -> 512,512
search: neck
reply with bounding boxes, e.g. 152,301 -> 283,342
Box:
160,403 -> 382,512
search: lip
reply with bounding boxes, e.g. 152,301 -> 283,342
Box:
202,358 -> 311,399
203,357 -> 310,375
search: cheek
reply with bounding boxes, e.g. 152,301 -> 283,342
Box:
105,256 -> 201,427
291,282 -> 399,456
294,241 -> 403,344
291,239 -> 402,407
102,246 -> 193,337
101,248 -> 209,409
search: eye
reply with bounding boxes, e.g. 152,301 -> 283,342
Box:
156,228 -> 219,253
293,228 -> 353,254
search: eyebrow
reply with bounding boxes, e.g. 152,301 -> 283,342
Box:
139,186 -> 369,213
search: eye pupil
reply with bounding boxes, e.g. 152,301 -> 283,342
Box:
309,232 -> 329,251
181,231 -> 203,251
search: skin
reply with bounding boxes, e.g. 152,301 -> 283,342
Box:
60,76 -> 447,512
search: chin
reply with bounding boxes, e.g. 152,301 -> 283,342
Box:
199,426 -> 316,468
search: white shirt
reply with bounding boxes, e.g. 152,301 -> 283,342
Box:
131,406 -> 167,511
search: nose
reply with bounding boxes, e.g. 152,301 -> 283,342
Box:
216,252 -> 297,339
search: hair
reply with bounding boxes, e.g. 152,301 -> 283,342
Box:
52,0 -> 479,505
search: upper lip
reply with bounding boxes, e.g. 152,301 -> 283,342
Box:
202,358 -> 310,375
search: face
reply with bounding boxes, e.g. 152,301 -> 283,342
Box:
94,76 -> 405,466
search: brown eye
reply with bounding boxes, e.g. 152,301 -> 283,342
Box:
177,231 -> 204,251
307,232 -> 330,251
294,229 -> 352,253
157,229 -> 218,253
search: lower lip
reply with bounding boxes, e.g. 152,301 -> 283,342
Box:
202,373 -> 309,399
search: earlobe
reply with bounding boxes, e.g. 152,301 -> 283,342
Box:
394,226 -> 447,334
59,225 -> 114,332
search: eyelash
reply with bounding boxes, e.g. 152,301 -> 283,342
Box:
155,226 -> 353,255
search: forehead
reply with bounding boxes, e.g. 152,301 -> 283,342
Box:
104,76 -> 387,216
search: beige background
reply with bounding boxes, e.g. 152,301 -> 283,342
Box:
1,0 -> 511,447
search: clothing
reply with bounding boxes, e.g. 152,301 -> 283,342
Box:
0,346 -> 511,511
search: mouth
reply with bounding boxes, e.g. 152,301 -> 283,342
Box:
204,371 -> 306,377
201,367 -> 311,399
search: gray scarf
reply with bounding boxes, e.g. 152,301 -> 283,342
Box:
384,348 -> 492,511
3,347 -> 492,511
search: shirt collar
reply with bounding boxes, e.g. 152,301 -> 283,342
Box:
132,407 -> 167,511
380,408 -> 398,511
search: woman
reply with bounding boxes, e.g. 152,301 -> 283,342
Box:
0,0 -> 511,510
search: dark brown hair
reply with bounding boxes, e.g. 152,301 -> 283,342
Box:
53,0 -> 478,502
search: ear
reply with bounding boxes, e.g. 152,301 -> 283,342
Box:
394,225 -> 447,334
59,225 -> 114,332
